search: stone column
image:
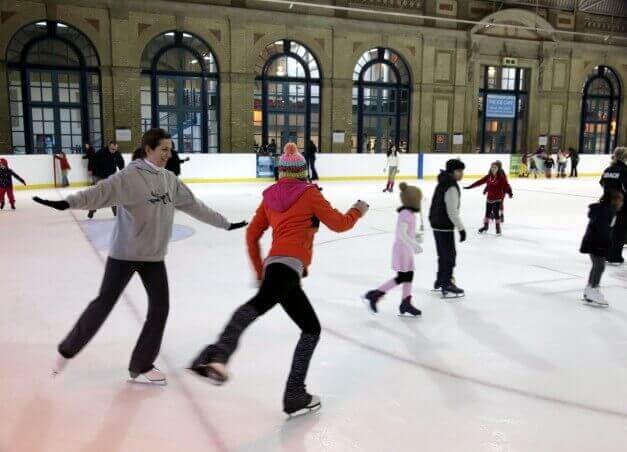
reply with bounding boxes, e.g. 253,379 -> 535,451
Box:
0,61 -> 10,153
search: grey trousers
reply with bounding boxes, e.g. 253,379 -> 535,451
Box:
588,255 -> 605,288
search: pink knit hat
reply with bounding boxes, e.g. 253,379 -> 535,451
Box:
278,143 -> 308,180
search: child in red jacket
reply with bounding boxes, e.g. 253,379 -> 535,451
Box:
465,161 -> 513,235
54,151 -> 71,187
191,143 -> 369,417
0,158 -> 26,210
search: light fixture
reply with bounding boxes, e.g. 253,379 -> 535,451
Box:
190,59 -> 198,64
36,21 -> 47,27
183,33 -> 192,38
165,32 -> 175,37
57,23 -> 68,28
203,55 -> 211,60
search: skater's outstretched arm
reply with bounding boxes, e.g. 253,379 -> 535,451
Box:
308,189 -> 366,232
246,202 -> 270,280
64,171 -> 133,210
464,175 -> 488,189
174,180 -> 235,230
10,170 -> 26,185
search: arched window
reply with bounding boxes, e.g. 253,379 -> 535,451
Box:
141,31 -> 219,153
253,40 -> 321,151
6,21 -> 102,154
352,48 -> 410,154
580,66 -> 621,154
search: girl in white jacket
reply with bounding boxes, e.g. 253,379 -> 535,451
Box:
383,147 -> 400,192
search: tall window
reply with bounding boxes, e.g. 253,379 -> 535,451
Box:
477,66 -> 529,154
352,48 -> 410,154
141,31 -> 219,153
6,21 -> 102,154
254,40 -> 321,151
580,66 -> 621,154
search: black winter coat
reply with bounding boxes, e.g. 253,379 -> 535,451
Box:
580,202 -> 616,257
92,148 -> 125,179
429,170 -> 460,230
600,160 -> 627,199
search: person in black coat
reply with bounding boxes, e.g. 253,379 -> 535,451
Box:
600,147 -> 627,264
165,144 -> 190,177
88,141 -> 125,219
580,190 -> 624,306
304,139 -> 319,181
428,159 -> 467,298
82,143 -> 96,184
568,147 -> 579,178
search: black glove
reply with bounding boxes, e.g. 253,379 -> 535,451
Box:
228,221 -> 248,231
32,196 -> 69,211
459,230 -> 466,242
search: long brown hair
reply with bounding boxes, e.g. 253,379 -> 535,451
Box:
133,128 -> 172,160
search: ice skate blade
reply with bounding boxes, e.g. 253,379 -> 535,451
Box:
187,364 -> 228,386
398,312 -> 421,318
286,402 -> 322,419
582,298 -> 609,308
441,293 -> 465,300
127,376 -> 167,386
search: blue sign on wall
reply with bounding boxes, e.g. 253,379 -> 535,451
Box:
485,94 -> 516,119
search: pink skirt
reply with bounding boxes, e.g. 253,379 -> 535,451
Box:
392,243 -> 414,272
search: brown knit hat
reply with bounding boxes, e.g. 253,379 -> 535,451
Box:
399,182 -> 422,211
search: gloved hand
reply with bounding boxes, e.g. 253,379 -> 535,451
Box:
509,193 -> 513,198
32,196 -> 69,211
228,221 -> 248,231
459,230 -> 466,242
352,200 -> 370,216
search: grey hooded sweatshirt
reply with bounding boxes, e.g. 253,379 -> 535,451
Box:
66,159 -> 231,262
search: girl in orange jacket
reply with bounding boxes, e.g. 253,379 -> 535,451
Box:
191,143 -> 369,416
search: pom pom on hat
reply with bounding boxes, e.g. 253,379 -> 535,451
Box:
278,143 -> 308,180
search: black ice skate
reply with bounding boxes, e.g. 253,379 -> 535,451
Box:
0,201 -> 4,210
189,348 -> 229,385
398,296 -> 421,317
441,283 -> 465,299
284,393 -> 321,417
363,290 -> 384,313
10,202 -> 15,210
496,223 -> 502,235
431,281 -> 441,292
478,223 -> 488,234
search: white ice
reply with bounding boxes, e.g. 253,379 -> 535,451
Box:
1,177 -> 627,452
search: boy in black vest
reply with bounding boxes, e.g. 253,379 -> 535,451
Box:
429,159 -> 466,298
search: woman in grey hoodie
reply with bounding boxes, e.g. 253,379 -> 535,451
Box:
33,128 -> 247,385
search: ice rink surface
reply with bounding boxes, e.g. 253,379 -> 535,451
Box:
1,176 -> 627,452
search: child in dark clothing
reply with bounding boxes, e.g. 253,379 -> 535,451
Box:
580,190 -> 624,307
0,158 -> 26,210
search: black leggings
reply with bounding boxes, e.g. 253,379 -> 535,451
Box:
58,257 -> 169,374
484,200 -> 502,222
249,264 -> 320,333
203,263 -> 320,405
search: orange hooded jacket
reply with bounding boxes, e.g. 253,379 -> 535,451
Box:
246,178 -> 362,280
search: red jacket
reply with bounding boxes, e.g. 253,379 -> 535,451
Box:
55,154 -> 71,170
246,178 -> 362,280
467,173 -> 512,201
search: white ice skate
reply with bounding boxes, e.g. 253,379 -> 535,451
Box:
128,367 -> 167,386
285,395 -> 321,418
52,353 -> 70,377
583,286 -> 608,308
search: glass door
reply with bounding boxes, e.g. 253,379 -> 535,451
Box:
157,76 -> 203,152
29,70 -> 83,154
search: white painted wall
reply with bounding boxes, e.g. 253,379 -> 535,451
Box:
4,152 -> 611,188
